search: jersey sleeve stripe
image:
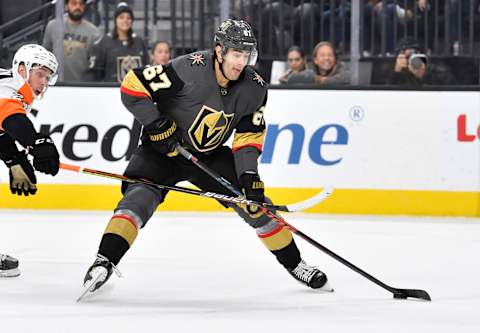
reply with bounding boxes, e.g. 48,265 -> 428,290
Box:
120,85 -> 150,98
232,131 -> 265,152
121,70 -> 151,98
0,99 -> 26,130
232,143 -> 263,153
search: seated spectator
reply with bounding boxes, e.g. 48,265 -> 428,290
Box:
88,2 -> 149,82
388,37 -> 455,86
42,0 -> 101,82
288,41 -> 350,85
278,46 -> 307,84
151,41 -> 171,65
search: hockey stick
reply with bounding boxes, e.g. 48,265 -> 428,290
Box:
175,145 -> 431,301
59,163 -> 332,213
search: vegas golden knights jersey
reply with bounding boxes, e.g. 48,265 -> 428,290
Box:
120,50 -> 267,155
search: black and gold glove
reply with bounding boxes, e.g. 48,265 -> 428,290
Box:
144,118 -> 181,157
239,171 -> 265,215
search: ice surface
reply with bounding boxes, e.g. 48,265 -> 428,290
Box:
1,210 -> 479,332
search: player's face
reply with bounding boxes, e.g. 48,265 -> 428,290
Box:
28,66 -> 55,96
222,49 -> 250,80
116,13 -> 133,32
152,43 -> 171,65
314,45 -> 336,72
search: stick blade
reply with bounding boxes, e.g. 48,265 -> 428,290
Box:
286,186 -> 334,212
393,288 -> 431,301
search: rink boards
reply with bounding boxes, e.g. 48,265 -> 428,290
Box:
1,87 -> 479,216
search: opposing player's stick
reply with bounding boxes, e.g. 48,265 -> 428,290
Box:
59,163 -> 332,213
175,145 -> 431,301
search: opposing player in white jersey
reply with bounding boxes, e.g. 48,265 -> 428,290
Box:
0,44 -> 61,277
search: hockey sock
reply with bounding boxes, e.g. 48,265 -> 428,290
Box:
257,225 -> 301,269
271,239 -> 302,269
98,215 -> 139,265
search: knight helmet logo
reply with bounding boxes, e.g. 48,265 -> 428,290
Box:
188,105 -> 234,152
117,55 -> 142,83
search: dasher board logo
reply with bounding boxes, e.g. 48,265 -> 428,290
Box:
117,56 -> 142,83
188,105 -> 234,152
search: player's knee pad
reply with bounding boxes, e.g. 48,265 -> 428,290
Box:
233,196 -> 276,229
254,219 -> 283,237
105,209 -> 141,247
115,183 -> 163,228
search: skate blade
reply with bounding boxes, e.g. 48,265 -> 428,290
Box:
0,268 -> 20,278
315,281 -> 334,293
76,271 -> 107,302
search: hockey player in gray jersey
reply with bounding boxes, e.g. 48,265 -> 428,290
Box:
81,19 -> 332,298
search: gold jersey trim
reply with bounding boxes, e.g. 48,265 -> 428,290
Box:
121,70 -> 151,98
232,131 -> 265,150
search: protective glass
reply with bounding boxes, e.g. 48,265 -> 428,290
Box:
224,48 -> 258,66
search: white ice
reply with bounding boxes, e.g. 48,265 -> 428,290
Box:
1,210 -> 479,333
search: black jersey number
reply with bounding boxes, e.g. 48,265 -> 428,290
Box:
142,65 -> 172,91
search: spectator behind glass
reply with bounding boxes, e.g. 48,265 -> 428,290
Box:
151,41 -> 171,65
416,0 -> 480,56
278,46 -> 306,85
88,2 -> 149,82
232,1 -> 348,55
388,37 -> 455,86
288,42 -> 350,85
42,0 -> 101,82
363,1 -> 442,56
447,0 -> 480,55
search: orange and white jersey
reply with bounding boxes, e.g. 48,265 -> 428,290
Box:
0,68 -> 34,131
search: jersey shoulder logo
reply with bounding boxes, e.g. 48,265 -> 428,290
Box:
9,92 -> 23,101
188,105 -> 234,152
252,71 -> 266,87
188,53 -> 206,66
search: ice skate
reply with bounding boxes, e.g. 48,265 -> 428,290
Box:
77,254 -> 121,302
287,260 -> 333,292
0,254 -> 20,278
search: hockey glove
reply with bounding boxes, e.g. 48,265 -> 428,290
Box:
29,134 -> 60,176
239,171 -> 265,215
4,151 -> 37,196
144,118 -> 181,157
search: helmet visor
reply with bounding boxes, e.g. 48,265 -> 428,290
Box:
31,65 -> 58,86
223,48 -> 258,67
